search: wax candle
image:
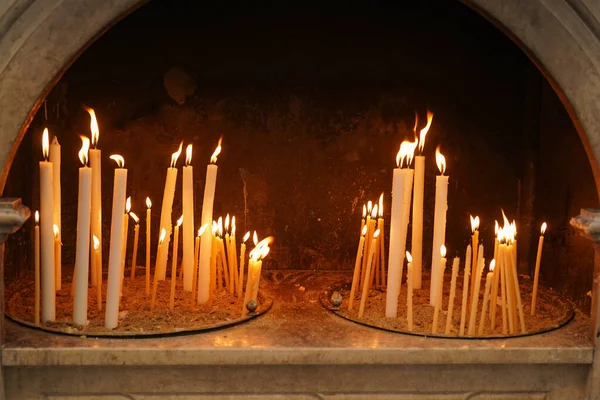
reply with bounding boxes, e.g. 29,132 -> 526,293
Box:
478,260 -> 495,336
459,244 -> 472,336
359,229 -> 380,319
237,231 -> 251,298
531,222 -> 547,316
192,225 -> 208,303
39,128 -> 55,322
182,144 -> 195,291
53,225 -> 60,292
249,237 -> 274,303
145,197 -> 152,296
498,232 -> 508,334
129,212 -> 140,280
432,245 -> 446,334
34,211 -> 40,325
501,243 -> 515,333
385,139 -> 417,318
224,215 -> 235,295
49,136 -> 61,290
508,236 -> 526,333
151,229 -> 166,310
93,236 -> 102,312
377,195 -> 386,288
406,251 -> 413,331
411,111 -> 433,289
349,225 -> 368,311
360,205 -> 366,237
198,138 -> 222,304
210,223 -> 219,296
230,217 -> 239,295
490,221 -> 500,329
467,245 -> 484,336
105,155 -> 128,329
73,137 -> 92,326
445,256 -> 460,334
85,106 -> 102,288
469,215 -> 480,306
430,146 -> 448,306
170,215 -> 183,310
360,203 -> 375,288
120,197 -> 131,293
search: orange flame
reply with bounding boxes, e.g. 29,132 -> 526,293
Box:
53,224 -> 59,238
435,145 -> 446,175
146,197 -> 152,209
225,214 -> 230,231
362,204 -> 367,218
470,215 -> 480,233
93,235 -> 100,250
212,221 -> 218,235
489,259 -> 496,272
361,225 -> 367,236
253,231 -> 258,246
231,216 -> 236,235
396,139 -> 418,168
159,228 -> 166,244
406,251 -> 412,263
176,215 -> 184,227
440,244 -> 447,258
218,216 -> 223,236
170,142 -> 183,168
373,229 -> 381,238
34,211 -> 39,224
198,224 -> 208,236
210,136 -> 223,164
541,222 -> 547,235
110,155 -> 125,168
78,136 -> 90,166
129,212 -> 139,224
378,193 -> 383,217
185,144 -> 192,166
243,231 -> 251,243
418,110 -> 434,154
249,236 -> 275,262
42,128 -> 49,161
83,106 -> 99,147
371,204 -> 378,219
125,197 -> 131,213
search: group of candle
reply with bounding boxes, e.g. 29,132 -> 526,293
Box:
33,107 -> 273,329
349,111 -> 548,336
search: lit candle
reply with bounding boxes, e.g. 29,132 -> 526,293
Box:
360,205 -> 366,238
104,155 -> 128,329
34,211 -> 40,325
411,111 -> 433,289
39,128 -> 55,322
145,197 -> 152,296
198,138 -> 222,304
120,197 -> 131,294
73,137 -> 92,326
508,232 -> 526,333
531,222 -> 547,316
93,236 -> 101,312
385,139 -> 417,318
349,225 -> 368,311
230,217 -> 239,295
432,245 -> 446,334
478,259 -> 495,335
224,215 -> 235,295
53,225 -> 60,292
237,231 -> 251,298
469,215 -> 480,307
497,228 -> 508,334
490,221 -> 500,329
249,237 -> 274,303
459,244 -> 472,336
501,241 -> 515,333
170,215 -> 183,310
49,135 -> 61,290
182,144 -> 195,291
217,217 -> 230,289
129,212 -> 140,280
157,143 -> 182,281
210,223 -> 219,295
360,201 -> 375,288
445,256 -> 460,335
151,229 -> 166,310
192,225 -> 208,303
430,146 -> 448,306
85,106 -> 102,288
359,229 -> 380,319
467,245 -> 484,336
377,194 -> 386,287
406,251 -> 413,331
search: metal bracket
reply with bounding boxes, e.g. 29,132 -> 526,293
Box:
0,198 -> 30,243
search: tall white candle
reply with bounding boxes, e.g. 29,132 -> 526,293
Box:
105,155 -> 128,329
170,215 -> 183,310
478,260 -> 495,336
39,128 -> 55,322
73,137 -> 92,326
411,111 -> 433,289
85,106 -> 102,288
432,245 -> 446,334
237,231 -> 250,298
129,212 -> 140,280
459,244 -> 472,336
34,212 -> 40,325
120,197 -> 131,293
430,146 -> 448,306
445,256 -> 460,335
93,236 -> 102,312
531,222 -> 547,316
198,138 -> 222,304
49,136 -> 61,290
385,139 -> 417,318
406,251 -> 413,331
359,229 -> 380,319
157,142 -> 182,281
469,215 -> 480,307
182,144 -> 195,291
145,197 -> 152,296
230,217 -> 239,295
467,245 -> 484,336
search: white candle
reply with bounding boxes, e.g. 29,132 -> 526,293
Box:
170,216 -> 183,310
49,136 -> 61,290
469,215 -> 480,307
249,236 -> 273,303
129,213 -> 140,280
385,139 -> 417,318
411,111 -> 433,289
53,225 -> 60,293
198,138 -> 222,304
157,143 -> 182,281
467,245 -> 484,336
120,197 -> 131,294
151,229 -> 166,310
478,260 -> 495,336
349,225 -> 367,311
34,211 -> 40,325
531,222 -> 547,316
377,195 -> 386,288
39,128 -> 55,323
73,137 -> 92,326
145,198 -> 152,296
230,217 -> 239,295
359,229 -> 380,319
491,221 -> 500,329
432,245 -> 446,334
430,146 -> 448,306
85,106 -> 101,288
93,236 -> 102,312
182,144 -> 195,291
105,155 -> 128,329
445,256 -> 460,334
406,251 -> 413,331
237,231 -> 250,298
459,244 -> 472,336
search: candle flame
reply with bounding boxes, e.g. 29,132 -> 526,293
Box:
511,220 -> 517,236
109,154 -> 125,168
225,214 -> 230,231
440,244 -> 447,258
83,106 -> 100,147
413,112 -> 419,135
129,212 -> 139,224
253,231 -> 258,246
125,197 -> 131,213
53,224 -> 59,238
231,216 -> 236,235
470,215 -> 480,233
249,236 -> 274,262
406,251 -> 412,263
435,145 -> 446,175
495,220 -> 499,236
396,139 -> 418,168
159,228 -> 166,244
218,216 -> 223,236
371,204 -> 378,219
185,144 -> 192,166
418,110 -> 434,154
210,136 -> 223,163
34,210 -> 39,224
93,235 -> 100,250
489,259 -> 496,272
378,193 -> 383,217
361,225 -> 367,236
541,222 -> 547,235
170,141 -> 183,168
212,221 -> 218,235
177,215 -> 184,227
198,224 -> 208,236
243,231 -> 251,243
367,201 -> 372,214
362,204 -> 367,218
78,136 -> 90,166
146,197 -> 152,209
42,128 -> 49,160
498,211 -> 516,244
373,229 -> 381,238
